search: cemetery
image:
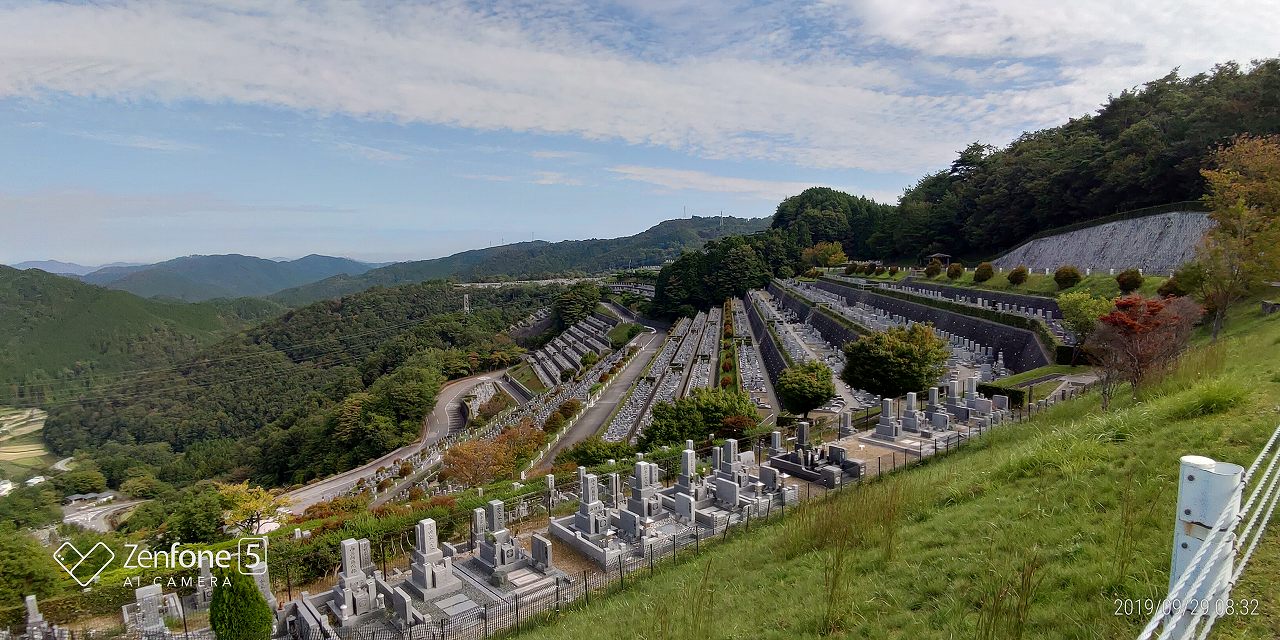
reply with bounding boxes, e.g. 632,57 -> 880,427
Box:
550,438 -> 797,566
599,308 -> 724,444
810,278 -> 1052,372
526,314 -> 618,389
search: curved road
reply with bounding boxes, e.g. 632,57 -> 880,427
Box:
282,368 -> 506,513
63,499 -> 142,532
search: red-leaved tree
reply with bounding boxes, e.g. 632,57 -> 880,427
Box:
1085,295 -> 1203,409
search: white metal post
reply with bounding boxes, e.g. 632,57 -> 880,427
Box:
1167,455 -> 1243,637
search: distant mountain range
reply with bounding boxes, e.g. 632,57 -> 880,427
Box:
272,215 -> 770,305
10,260 -> 142,276
10,215 -> 769,306
70,254 -> 379,302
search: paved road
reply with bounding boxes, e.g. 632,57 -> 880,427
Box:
282,369 -> 506,513
63,499 -> 141,532
534,326 -> 667,472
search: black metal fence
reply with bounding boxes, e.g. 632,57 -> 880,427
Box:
10,384 -> 1094,640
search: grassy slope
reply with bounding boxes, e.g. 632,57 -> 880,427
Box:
519,303 -> 1280,640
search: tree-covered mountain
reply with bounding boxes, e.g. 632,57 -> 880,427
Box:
0,266 -> 284,404
653,59 -> 1280,314
271,215 -> 771,306
42,280 -> 556,487
866,60 -> 1280,261
80,254 -> 380,302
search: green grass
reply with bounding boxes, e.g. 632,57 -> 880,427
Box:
516,301 -> 1280,640
607,322 -> 644,349
998,364 -> 1090,386
915,270 -> 1167,299
509,361 -> 548,393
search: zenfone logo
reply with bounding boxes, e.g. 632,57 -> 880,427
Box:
53,541 -> 116,587
53,537 -> 268,587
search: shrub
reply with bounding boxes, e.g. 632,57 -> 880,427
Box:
804,267 -> 822,278
1054,265 -> 1082,290
1116,268 -> 1144,294
544,412 -> 566,431
874,265 -> 887,275
721,360 -> 733,372
209,569 -> 274,640
844,264 -> 857,275
720,374 -> 734,387
924,259 -> 943,278
974,262 -> 994,283
1007,265 -> 1029,286
946,262 -> 963,279
888,265 -> 899,275
862,262 -> 877,275
1158,276 -> 1188,298
977,383 -> 1025,406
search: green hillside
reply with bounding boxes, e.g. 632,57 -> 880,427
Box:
81,253 -> 378,301
42,280 -> 556,486
0,266 -> 283,403
517,303 -> 1280,640
272,215 -> 771,305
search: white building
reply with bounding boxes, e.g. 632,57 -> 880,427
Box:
25,475 -> 46,487
0,479 -> 13,496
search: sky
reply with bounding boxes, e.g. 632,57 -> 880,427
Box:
1,0 -> 1276,264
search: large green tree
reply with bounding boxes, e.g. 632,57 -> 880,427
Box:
841,325 -> 950,398
552,282 -> 603,329
640,387 -> 758,450
775,361 -> 836,418
1192,135 -> 1280,339
1058,291 -> 1115,345
209,567 -> 275,640
0,524 -> 63,607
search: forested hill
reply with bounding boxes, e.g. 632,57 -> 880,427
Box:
81,253 -> 378,302
271,215 -> 770,306
0,265 -> 284,403
865,60 -> 1280,260
652,59 -> 1280,315
42,280 -> 557,488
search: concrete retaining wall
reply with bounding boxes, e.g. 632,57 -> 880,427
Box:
814,280 -> 1051,373
993,211 -> 1211,274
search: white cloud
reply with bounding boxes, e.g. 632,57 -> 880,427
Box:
331,141 -> 410,163
529,150 -> 591,161
608,165 -> 900,202
459,173 -> 517,183
531,171 -> 584,186
0,1 -> 1274,174
64,130 -> 204,152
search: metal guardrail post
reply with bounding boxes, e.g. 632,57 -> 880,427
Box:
1163,455 -> 1243,638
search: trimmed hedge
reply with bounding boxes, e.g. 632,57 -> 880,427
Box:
977,383 -> 1026,407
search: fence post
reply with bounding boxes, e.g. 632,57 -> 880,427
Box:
695,525 -> 700,553
484,603 -> 490,637
1165,455 -> 1244,637
583,570 -> 590,605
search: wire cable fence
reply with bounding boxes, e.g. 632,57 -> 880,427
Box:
1135,425 -> 1280,640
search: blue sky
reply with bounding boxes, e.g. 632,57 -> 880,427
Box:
1,0 -> 1274,264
